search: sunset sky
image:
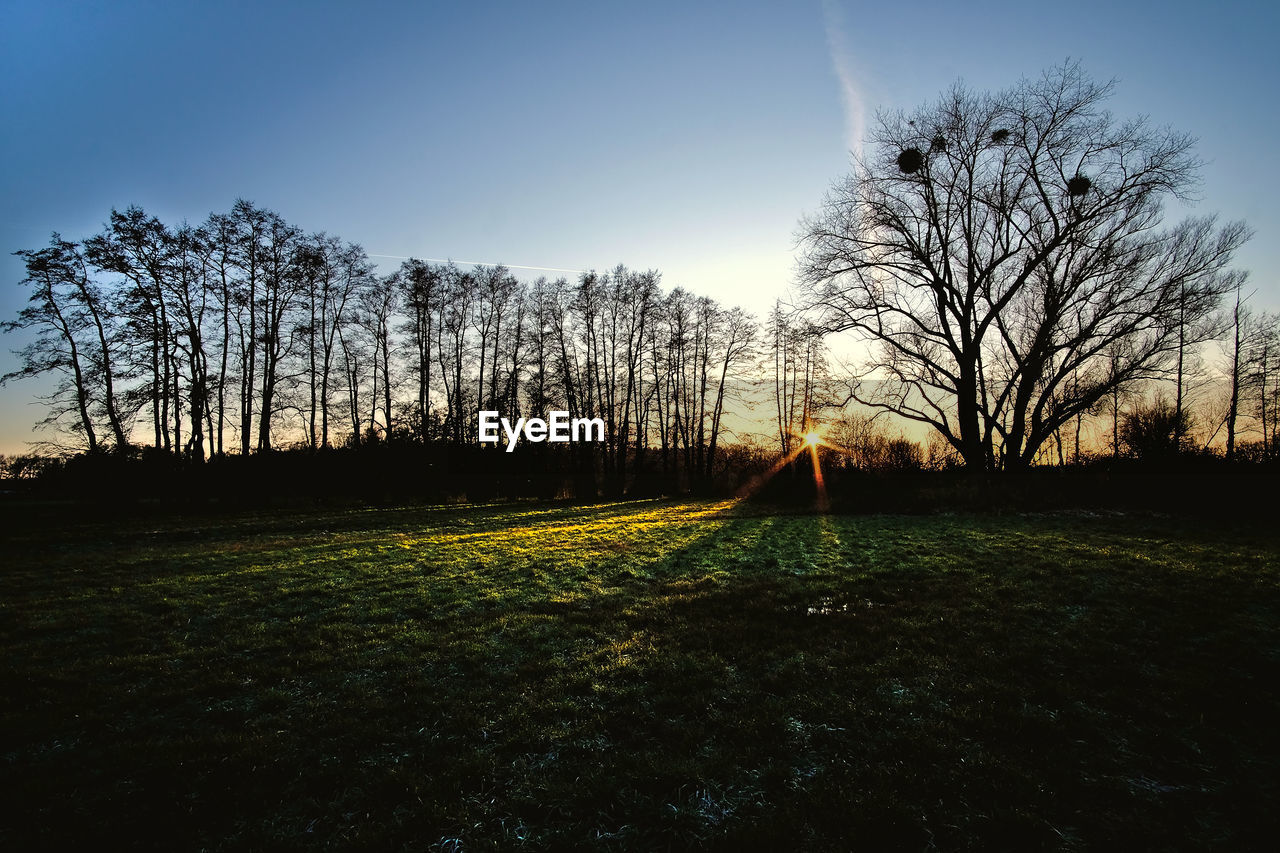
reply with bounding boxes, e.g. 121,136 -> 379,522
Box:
2,0 -> 1276,454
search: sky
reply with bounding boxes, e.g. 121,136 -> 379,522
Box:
1,0 -> 1277,454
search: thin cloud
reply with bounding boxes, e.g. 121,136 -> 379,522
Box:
821,0 -> 867,160
368,254 -> 584,274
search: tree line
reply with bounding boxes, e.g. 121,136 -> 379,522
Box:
4,201 -> 762,494
6,65 -> 1278,500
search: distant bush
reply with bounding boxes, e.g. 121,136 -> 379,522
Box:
1120,397 -> 1193,460
0,453 -> 61,482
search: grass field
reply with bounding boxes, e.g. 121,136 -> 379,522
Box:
3,499 -> 1278,850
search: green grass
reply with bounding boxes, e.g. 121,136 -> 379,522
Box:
3,499 -> 1278,850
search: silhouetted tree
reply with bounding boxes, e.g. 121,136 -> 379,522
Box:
85,206 -> 178,452
470,264 -> 520,421
1246,312 -> 1280,458
202,210 -> 242,455
436,263 -> 475,445
4,236 -> 127,452
168,223 -> 212,459
398,258 -> 441,443
358,274 -> 400,441
703,305 -> 757,480
294,235 -> 372,449
229,199 -> 272,455
254,211 -> 302,451
295,235 -> 333,449
769,304 -> 830,454
614,268 -> 660,487
523,277 -> 559,418
798,62 -> 1250,471
1220,272 -> 1252,460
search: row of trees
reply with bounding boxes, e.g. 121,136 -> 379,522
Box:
5,189 -> 1275,496
1079,283 -> 1280,464
5,64 -> 1275,492
4,202 -> 761,493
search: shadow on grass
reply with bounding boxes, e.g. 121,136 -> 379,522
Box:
3,505 -> 1278,850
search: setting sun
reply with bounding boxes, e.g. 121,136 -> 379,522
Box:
803,431 -> 822,448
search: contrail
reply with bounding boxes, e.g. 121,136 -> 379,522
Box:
368,253 -> 584,275
821,0 -> 867,161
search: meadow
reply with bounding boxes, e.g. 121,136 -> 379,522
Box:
2,498 -> 1278,850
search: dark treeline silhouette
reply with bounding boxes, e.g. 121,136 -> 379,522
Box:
5,201 -> 764,498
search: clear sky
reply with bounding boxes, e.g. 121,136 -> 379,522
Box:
2,0 -> 1277,454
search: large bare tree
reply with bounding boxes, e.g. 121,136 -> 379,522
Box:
798,62 -> 1250,470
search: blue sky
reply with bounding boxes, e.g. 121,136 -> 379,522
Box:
2,0 -> 1277,453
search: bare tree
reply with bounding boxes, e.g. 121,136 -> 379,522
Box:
398,258 -> 441,442
254,212 -> 302,452
435,263 -> 475,445
168,223 -> 212,459
85,207 -> 179,452
613,268 -> 659,488
297,235 -> 370,448
229,199 -> 271,454
357,274 -> 400,441
1246,313 -> 1280,458
1220,272 -> 1252,459
769,304 -> 830,454
523,277 -> 559,419
202,210 -> 242,455
4,236 -> 128,452
798,62 -> 1250,470
337,315 -> 368,447
704,305 -> 757,480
